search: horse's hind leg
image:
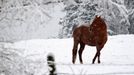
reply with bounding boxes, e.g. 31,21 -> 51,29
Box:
78,43 -> 85,64
72,40 -> 79,64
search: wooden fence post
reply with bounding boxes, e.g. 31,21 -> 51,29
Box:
47,53 -> 57,75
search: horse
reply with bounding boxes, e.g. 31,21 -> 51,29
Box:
72,15 -> 108,64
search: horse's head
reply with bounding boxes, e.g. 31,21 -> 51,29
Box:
90,15 -> 107,32
92,15 -> 103,24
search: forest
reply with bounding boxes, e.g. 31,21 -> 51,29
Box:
0,0 -> 134,42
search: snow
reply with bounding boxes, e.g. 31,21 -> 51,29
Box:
1,35 -> 134,75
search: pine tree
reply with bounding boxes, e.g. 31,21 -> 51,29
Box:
59,0 -> 98,38
125,0 -> 134,34
59,0 -> 134,37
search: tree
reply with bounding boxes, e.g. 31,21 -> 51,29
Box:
102,0 -> 130,35
59,0 -> 98,38
0,0 -> 54,42
125,0 -> 134,34
59,0 -> 131,37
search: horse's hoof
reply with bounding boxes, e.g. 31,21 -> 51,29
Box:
98,61 -> 101,64
80,62 -> 83,64
72,61 -> 75,64
92,60 -> 95,64
92,62 -> 95,64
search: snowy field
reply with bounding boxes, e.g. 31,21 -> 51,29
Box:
1,35 -> 134,75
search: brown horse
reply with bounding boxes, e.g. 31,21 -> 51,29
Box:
72,15 -> 108,64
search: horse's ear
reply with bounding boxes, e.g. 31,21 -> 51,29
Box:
95,15 -> 98,18
98,16 -> 101,18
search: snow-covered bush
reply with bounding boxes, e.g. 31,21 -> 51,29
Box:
0,43 -> 26,75
0,43 -> 48,75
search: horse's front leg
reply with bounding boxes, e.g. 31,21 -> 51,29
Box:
92,51 -> 100,64
92,45 -> 103,64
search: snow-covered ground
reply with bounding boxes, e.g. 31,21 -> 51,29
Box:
1,35 -> 134,75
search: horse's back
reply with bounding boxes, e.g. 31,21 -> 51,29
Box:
73,18 -> 108,46
73,25 -> 96,45
73,25 -> 89,41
